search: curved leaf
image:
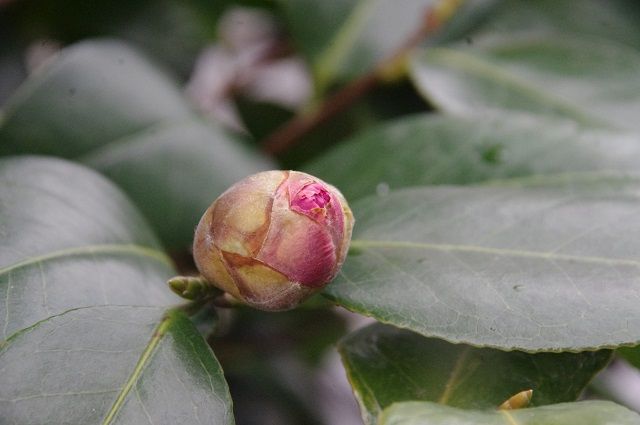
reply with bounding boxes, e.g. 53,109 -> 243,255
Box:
339,323 -> 611,424
305,113 -> 640,201
324,175 -> 640,351
0,306 -> 234,425
379,400 -> 640,425
0,40 -> 190,157
410,36 -> 640,131
0,156 -> 178,339
0,40 -> 273,248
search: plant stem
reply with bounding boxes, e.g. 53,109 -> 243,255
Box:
261,0 -> 463,155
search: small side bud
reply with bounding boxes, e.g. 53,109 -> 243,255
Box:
498,389 -> 533,410
168,275 -> 216,300
193,170 -> 354,311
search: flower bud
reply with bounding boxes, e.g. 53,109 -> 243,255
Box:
193,170 -> 354,311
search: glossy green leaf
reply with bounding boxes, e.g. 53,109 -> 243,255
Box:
0,156 -> 178,340
277,0 -> 498,90
0,40 -> 273,248
379,400 -> 640,425
324,175 -> 640,351
410,36 -> 640,131
339,323 -> 611,424
0,306 -> 234,425
305,113 -> 640,201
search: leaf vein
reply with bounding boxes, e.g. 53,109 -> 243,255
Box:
0,244 -> 172,278
350,239 -> 640,267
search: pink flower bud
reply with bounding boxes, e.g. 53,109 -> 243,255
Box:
193,170 -> 354,311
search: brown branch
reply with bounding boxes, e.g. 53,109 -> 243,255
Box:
261,0 -> 461,156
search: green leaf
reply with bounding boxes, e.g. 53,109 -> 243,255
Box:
305,113 -> 640,201
378,400 -> 640,425
339,323 -> 611,424
410,36 -> 640,131
324,175 -> 640,351
80,118 -> 272,248
477,0 -> 640,50
618,346 -> 640,370
0,306 -> 234,425
0,157 -> 234,422
0,40 -> 273,248
277,0 -> 498,90
0,40 -> 190,157
0,156 -> 178,339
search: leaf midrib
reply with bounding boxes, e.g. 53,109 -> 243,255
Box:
350,239 -> 640,268
101,311 -> 172,424
0,244 -> 172,277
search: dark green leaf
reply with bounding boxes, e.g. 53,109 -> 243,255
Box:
0,306 -> 234,425
324,175 -> 640,351
379,400 -> 640,425
340,323 -> 611,424
410,36 -> 640,131
618,346 -> 640,370
0,40 -> 273,248
0,156 -> 178,339
306,113 -> 640,201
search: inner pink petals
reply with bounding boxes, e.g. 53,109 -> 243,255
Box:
290,182 -> 331,220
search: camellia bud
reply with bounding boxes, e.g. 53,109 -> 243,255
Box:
193,170 -> 354,311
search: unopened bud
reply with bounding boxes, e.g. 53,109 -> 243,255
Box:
193,170 -> 354,311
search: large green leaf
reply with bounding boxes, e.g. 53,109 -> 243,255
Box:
276,0 -> 498,90
409,35 -> 640,131
324,175 -> 640,351
0,306 -> 234,425
379,400 -> 640,425
0,157 -> 234,423
305,113 -> 640,201
340,323 -> 611,424
0,40 -> 272,248
0,156 -> 178,339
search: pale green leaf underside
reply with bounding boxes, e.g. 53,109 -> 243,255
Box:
0,157 -> 178,340
379,401 -> 640,425
410,36 -> 640,132
325,176 -> 640,351
339,324 -> 611,424
0,306 -> 234,425
478,0 -> 640,50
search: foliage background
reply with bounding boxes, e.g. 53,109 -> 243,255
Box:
2,0 -> 640,424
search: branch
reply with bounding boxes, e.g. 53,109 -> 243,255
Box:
261,0 -> 463,155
